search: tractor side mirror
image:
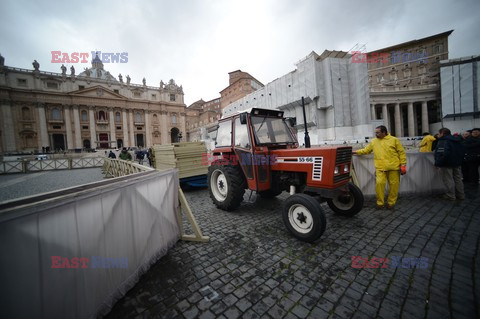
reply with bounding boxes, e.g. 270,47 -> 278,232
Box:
286,117 -> 296,127
240,113 -> 247,125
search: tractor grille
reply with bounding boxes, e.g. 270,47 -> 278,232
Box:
334,174 -> 350,183
336,147 -> 352,165
312,157 -> 323,181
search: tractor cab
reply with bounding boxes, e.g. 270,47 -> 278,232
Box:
208,108 -> 364,242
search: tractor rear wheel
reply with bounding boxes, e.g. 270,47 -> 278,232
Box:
283,194 -> 326,242
327,183 -> 364,216
208,163 -> 246,211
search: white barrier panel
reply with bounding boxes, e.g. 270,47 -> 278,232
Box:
0,169 -> 180,318
352,152 -> 446,196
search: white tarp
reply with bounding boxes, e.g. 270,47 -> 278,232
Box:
0,169 -> 180,319
352,152 -> 445,196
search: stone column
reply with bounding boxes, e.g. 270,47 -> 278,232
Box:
160,111 -> 169,144
129,109 -> 135,147
394,103 -> 402,137
370,104 -> 376,121
64,105 -> 74,150
89,106 -> 96,149
180,112 -> 186,141
72,105 -> 82,149
145,110 -> 151,147
421,101 -> 429,134
1,100 -> 16,152
407,102 -> 415,137
382,104 -> 389,131
108,108 -> 116,148
37,103 -> 49,150
122,109 -> 129,147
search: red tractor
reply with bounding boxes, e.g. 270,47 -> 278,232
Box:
207,107 -> 364,242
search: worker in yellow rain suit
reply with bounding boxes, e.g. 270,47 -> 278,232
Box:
354,125 -> 407,210
419,132 -> 436,152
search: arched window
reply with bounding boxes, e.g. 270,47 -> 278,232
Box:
115,112 -> 121,122
81,110 -> 88,122
135,112 -> 142,123
22,107 -> 31,120
171,114 -> 176,124
98,111 -> 106,121
51,108 -> 61,120
153,114 -> 159,123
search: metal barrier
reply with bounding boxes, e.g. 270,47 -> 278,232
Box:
0,157 -> 104,174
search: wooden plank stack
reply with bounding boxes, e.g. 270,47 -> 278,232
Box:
151,142 -> 208,178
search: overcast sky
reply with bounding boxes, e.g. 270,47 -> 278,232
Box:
1,0 -> 479,106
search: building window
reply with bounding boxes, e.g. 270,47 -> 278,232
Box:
115,112 -> 121,122
82,125 -> 88,130
114,89 -> 119,94
137,127 -> 143,130
153,114 -> 159,123
51,108 -> 61,120
434,44 -> 443,54
133,92 -> 141,98
170,94 -> 176,101
47,82 -> 59,89
171,115 -> 177,124
116,126 -> 122,130
78,85 -> 85,90
17,79 -> 27,87
135,112 -> 142,123
98,111 -> 106,121
22,107 -> 31,120
152,94 -> 156,100
81,110 -> 88,122
53,125 -> 61,129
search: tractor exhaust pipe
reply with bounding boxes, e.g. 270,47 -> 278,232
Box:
301,96 -> 311,148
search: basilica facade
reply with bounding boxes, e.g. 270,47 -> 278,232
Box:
0,54 -> 186,153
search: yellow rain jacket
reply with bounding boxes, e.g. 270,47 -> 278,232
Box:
356,134 -> 407,171
419,135 -> 436,152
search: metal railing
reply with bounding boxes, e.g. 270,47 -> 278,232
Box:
0,157 -> 104,174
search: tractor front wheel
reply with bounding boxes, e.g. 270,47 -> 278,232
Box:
327,183 -> 364,216
283,194 -> 326,242
208,163 -> 245,211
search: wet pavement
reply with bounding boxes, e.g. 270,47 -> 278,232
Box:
106,184 -> 480,319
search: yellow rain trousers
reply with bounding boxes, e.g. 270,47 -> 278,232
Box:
357,134 -> 407,206
375,170 -> 400,206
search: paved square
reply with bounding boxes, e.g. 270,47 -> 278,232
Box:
106,185 -> 480,318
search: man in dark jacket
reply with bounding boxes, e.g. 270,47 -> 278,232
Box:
434,128 -> 465,200
464,128 -> 480,185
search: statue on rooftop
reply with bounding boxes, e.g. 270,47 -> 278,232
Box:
32,60 -> 40,71
70,65 -> 75,76
126,75 -> 131,85
61,64 -> 67,75
118,73 -> 123,83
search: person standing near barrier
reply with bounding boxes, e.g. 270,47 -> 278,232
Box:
434,128 -> 465,200
419,132 -> 436,152
108,150 -> 116,159
119,147 -> 132,161
353,125 -> 407,210
464,128 -> 480,185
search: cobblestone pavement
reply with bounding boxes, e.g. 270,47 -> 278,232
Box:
106,185 -> 480,319
0,168 -> 104,202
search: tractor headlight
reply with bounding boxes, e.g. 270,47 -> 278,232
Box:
344,164 -> 349,173
334,166 -> 339,174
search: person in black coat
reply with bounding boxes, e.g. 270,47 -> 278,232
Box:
464,128 -> 480,184
108,150 -> 116,159
434,128 -> 465,200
